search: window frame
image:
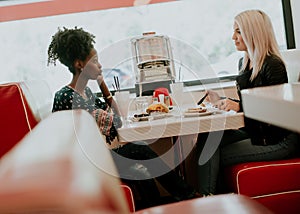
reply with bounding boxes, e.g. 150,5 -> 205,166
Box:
282,0 -> 296,49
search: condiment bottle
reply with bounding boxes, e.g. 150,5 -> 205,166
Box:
165,96 -> 170,106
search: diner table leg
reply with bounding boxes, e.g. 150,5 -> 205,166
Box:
172,135 -> 198,180
172,136 -> 182,178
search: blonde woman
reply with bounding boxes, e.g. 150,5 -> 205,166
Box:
195,10 -> 299,195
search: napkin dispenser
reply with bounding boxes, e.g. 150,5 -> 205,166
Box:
131,32 -> 175,96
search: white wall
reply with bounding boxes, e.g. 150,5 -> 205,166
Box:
291,0 -> 300,48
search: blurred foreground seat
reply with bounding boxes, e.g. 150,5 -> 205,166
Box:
0,110 -> 130,213
135,194 -> 273,214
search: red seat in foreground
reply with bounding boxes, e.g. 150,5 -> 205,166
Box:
135,194 -> 272,214
224,158 -> 300,214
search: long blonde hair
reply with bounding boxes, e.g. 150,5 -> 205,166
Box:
235,10 -> 284,81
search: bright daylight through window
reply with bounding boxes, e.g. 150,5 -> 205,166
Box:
0,0 -> 286,93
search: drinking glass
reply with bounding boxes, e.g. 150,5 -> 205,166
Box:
170,82 -> 184,93
114,91 -> 130,124
169,82 -> 184,109
135,96 -> 148,114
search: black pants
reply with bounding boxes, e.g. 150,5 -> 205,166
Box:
111,142 -> 196,209
196,130 -> 299,195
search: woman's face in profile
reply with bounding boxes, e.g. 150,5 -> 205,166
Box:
82,48 -> 103,80
232,22 -> 247,52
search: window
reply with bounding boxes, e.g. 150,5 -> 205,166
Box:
0,0 -> 286,93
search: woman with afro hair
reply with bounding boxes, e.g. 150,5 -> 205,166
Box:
47,27 -> 200,210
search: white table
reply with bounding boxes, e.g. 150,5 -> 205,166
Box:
117,107 -> 244,178
241,83 -> 300,133
118,108 -> 244,143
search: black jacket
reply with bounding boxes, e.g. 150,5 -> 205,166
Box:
236,54 -> 289,145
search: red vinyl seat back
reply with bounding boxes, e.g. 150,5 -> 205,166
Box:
121,184 -> 135,212
0,83 -> 38,158
135,194 -> 272,214
224,158 -> 300,214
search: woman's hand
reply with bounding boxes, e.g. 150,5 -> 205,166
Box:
96,75 -> 114,106
96,75 -> 104,86
214,98 -> 240,112
206,90 -> 221,104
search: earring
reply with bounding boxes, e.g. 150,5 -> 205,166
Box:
80,68 -> 83,72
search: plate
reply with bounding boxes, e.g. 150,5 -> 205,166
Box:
131,112 -> 172,122
185,107 -> 207,113
183,111 -> 213,117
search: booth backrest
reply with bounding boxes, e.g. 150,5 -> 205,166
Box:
19,80 -> 53,121
0,81 -> 53,158
281,49 -> 300,83
0,83 -> 37,158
